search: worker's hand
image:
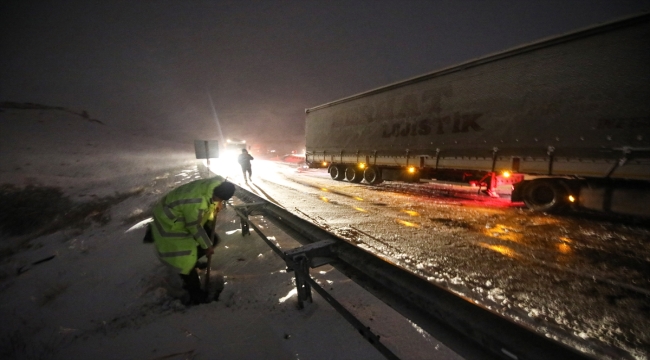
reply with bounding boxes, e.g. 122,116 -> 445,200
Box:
205,246 -> 215,257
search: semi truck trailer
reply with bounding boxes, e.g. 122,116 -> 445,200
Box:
305,13 -> 650,218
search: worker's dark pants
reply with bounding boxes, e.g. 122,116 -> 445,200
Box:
179,246 -> 208,304
241,165 -> 252,179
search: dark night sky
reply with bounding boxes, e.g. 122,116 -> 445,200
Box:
1,1 -> 648,147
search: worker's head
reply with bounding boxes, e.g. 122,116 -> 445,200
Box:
241,149 -> 248,154
212,181 -> 235,202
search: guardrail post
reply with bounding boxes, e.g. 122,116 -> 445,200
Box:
232,202 -> 267,237
293,255 -> 313,309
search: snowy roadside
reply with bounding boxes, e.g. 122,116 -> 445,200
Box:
0,165 -> 461,360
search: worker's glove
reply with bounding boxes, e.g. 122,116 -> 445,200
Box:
205,246 -> 215,257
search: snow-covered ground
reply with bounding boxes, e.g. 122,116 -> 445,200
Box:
0,107 -> 466,359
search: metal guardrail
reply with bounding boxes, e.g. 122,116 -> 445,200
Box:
231,185 -> 593,360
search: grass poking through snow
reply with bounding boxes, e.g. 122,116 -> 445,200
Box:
0,184 -> 144,259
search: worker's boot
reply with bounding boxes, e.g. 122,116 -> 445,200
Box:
189,289 -> 209,305
207,272 -> 225,302
180,269 -> 209,305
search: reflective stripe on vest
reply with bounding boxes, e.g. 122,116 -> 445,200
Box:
192,227 -> 212,247
153,219 -> 188,238
162,198 -> 203,222
167,198 -> 203,208
186,208 -> 204,226
158,249 -> 192,258
162,206 -> 176,221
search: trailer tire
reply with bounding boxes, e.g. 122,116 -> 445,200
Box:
329,165 -> 345,181
522,180 -> 567,213
345,166 -> 363,183
363,166 -> 383,184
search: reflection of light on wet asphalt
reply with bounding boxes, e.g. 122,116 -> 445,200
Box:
477,242 -> 517,258
401,210 -> 419,216
354,207 -> 367,212
557,237 -> 572,254
396,219 -> 420,228
557,243 -> 571,254
319,196 -> 329,202
279,288 -> 297,303
208,158 -> 242,178
483,224 -> 523,243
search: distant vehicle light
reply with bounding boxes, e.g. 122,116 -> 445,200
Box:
502,171 -> 511,178
359,163 -> 366,169
568,195 -> 576,202
322,161 -> 328,166
408,166 -> 416,173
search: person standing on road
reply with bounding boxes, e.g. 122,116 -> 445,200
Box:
151,177 -> 236,305
238,148 -> 254,181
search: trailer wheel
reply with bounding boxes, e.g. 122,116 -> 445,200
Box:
363,166 -> 383,184
522,180 -> 567,212
329,165 -> 345,181
345,166 -> 363,183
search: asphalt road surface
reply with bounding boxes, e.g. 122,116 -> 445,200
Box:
210,158 -> 650,359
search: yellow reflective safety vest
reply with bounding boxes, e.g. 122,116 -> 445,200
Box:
152,177 -> 225,274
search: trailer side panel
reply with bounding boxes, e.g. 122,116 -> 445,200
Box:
306,15 -> 650,180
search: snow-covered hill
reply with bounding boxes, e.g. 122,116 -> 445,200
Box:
0,105 -> 196,198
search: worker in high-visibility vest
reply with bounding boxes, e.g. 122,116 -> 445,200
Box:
151,177 -> 236,304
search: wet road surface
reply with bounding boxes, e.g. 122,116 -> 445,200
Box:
214,159 -> 650,359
